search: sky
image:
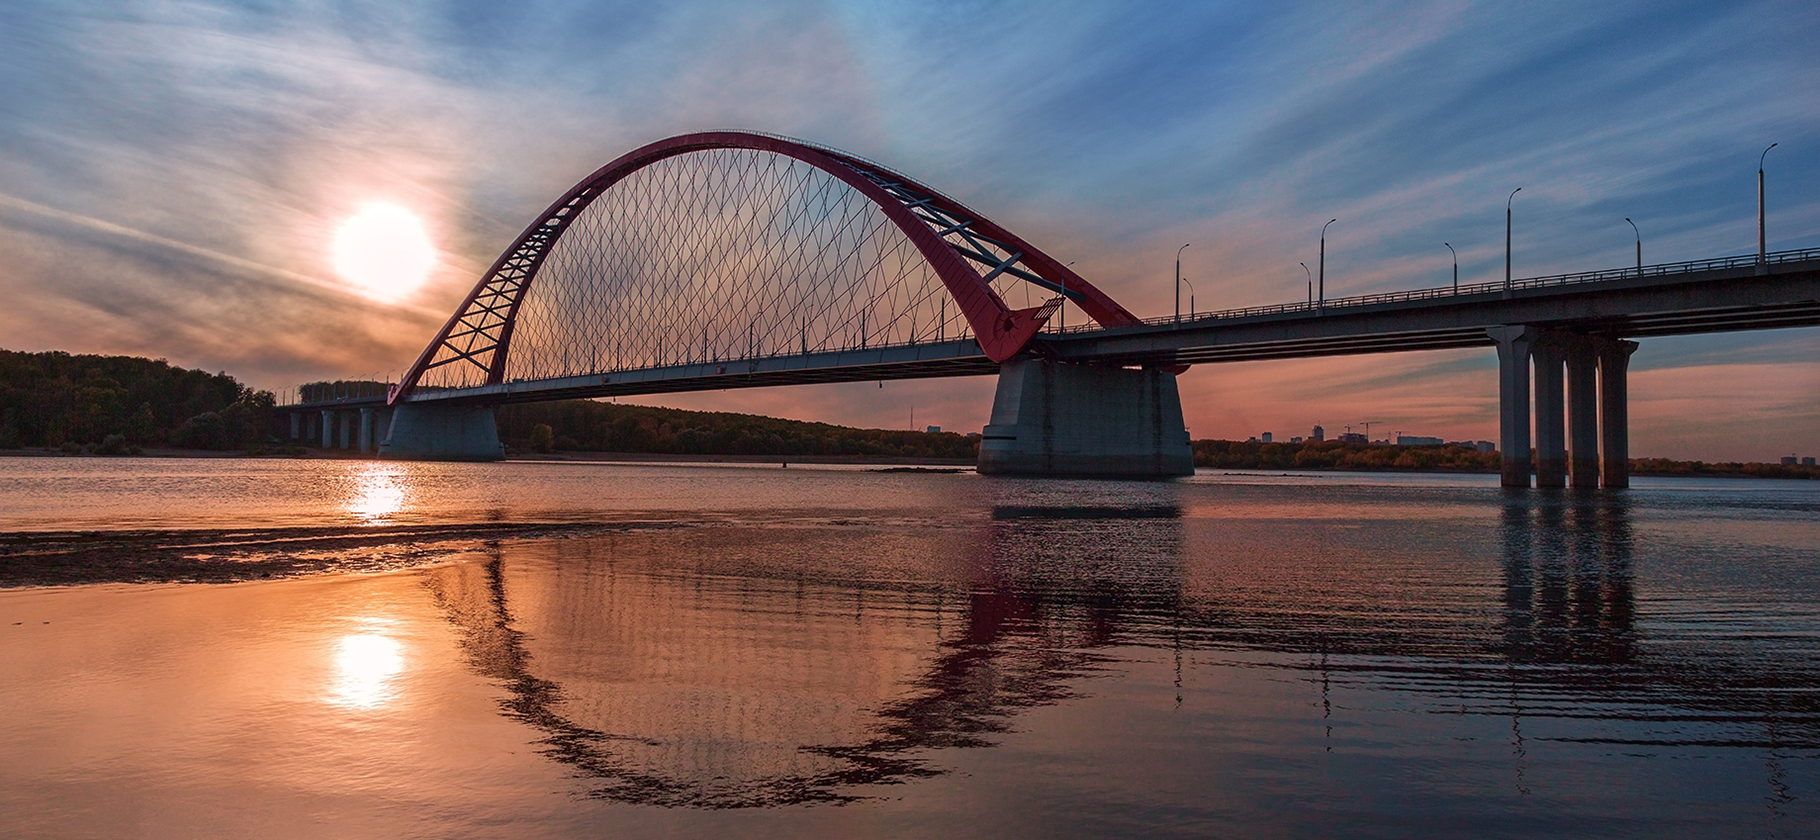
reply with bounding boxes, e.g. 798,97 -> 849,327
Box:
1,0 -> 1816,460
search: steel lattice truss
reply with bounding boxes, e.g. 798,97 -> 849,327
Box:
395,132 -> 1142,402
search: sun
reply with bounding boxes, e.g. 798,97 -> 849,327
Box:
332,204 -> 436,300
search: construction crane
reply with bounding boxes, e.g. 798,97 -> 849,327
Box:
1359,421 -> 1383,443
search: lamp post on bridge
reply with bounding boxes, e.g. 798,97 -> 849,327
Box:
1301,262 -> 1312,307
1759,143 -> 1777,271
1444,243 -> 1457,292
1319,219 -> 1336,313
1505,188 -> 1521,292
1180,275 -> 1195,318
1626,218 -> 1641,276
1175,243 -> 1190,324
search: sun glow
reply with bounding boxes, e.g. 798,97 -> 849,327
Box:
331,204 -> 435,300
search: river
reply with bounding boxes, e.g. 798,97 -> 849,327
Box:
3,457 -> 1817,838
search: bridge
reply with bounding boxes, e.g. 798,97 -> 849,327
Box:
285,131 -> 1820,486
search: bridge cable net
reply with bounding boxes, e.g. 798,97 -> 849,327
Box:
416,148 -> 1042,391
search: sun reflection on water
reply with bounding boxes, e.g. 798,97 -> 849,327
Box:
346,465 -> 408,523
329,630 -> 404,710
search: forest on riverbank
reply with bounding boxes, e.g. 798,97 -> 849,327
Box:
0,349 -> 274,453
496,400 -> 978,460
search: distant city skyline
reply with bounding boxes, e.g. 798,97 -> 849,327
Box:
1,1 -> 1815,460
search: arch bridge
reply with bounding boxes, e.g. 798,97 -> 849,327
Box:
376,130 -> 1190,475
292,132 -> 1820,484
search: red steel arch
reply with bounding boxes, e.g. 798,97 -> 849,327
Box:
392,131 -> 1143,403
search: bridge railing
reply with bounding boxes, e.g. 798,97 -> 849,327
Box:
1045,245 -> 1820,335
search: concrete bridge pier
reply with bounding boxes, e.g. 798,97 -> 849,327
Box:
1491,326 -> 1636,489
380,403 -> 505,461
977,358 -> 1193,478
1491,327 -> 1535,488
1598,340 -> 1639,488
1566,339 -> 1601,489
358,408 -> 374,453
1532,337 -> 1567,488
320,410 -> 333,449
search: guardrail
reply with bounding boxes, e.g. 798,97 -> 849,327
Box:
1048,246 -> 1820,335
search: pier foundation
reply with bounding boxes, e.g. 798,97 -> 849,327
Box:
977,359 -> 1193,478
380,403 -> 505,461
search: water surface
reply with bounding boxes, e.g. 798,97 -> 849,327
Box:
3,457 -> 1817,838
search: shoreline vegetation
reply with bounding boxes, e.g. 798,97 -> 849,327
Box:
2,348 -> 1813,479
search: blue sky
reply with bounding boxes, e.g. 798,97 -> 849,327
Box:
1,1 -> 1816,458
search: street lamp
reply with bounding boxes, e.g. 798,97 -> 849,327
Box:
1319,219 -> 1336,312
1759,143 -> 1778,269
1175,243 -> 1190,323
1181,275 -> 1195,318
1444,242 -> 1457,292
1505,188 -> 1521,291
1625,218 -> 1641,275
1301,262 -> 1312,307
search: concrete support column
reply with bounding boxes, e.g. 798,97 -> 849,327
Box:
1489,326 -> 1534,487
1531,337 -> 1567,488
380,403 -> 505,461
321,410 -> 334,449
338,412 -> 351,450
1565,338 -> 1601,489
976,359 -> 1193,477
289,412 -> 300,440
1598,339 -> 1639,489
358,408 -> 374,453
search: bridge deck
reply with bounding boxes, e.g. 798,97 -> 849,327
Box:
1049,249 -> 1820,367
288,249 -> 1820,411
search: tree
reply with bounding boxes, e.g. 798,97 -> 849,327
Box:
529,423 -> 555,453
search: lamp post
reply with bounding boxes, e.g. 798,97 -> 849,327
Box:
1301,262 -> 1312,307
1444,242 -> 1457,291
1181,275 -> 1195,318
1175,243 -> 1190,324
1759,143 -> 1777,270
1319,219 -> 1336,312
1625,218 -> 1640,276
1505,188 -> 1521,291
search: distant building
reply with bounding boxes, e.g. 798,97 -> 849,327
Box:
1805,457 -> 1817,467
1783,456 -> 1799,466
1396,435 -> 1444,446
1290,436 -> 1304,444
965,432 -> 981,439
1338,432 -> 1368,444
1310,424 -> 1325,442
1475,441 -> 1496,453
925,425 -> 941,434
1261,432 -> 1273,443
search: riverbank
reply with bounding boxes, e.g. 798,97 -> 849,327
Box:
3,444 -> 1813,479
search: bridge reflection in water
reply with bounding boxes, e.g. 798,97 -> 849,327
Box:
421,485 -> 1816,807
